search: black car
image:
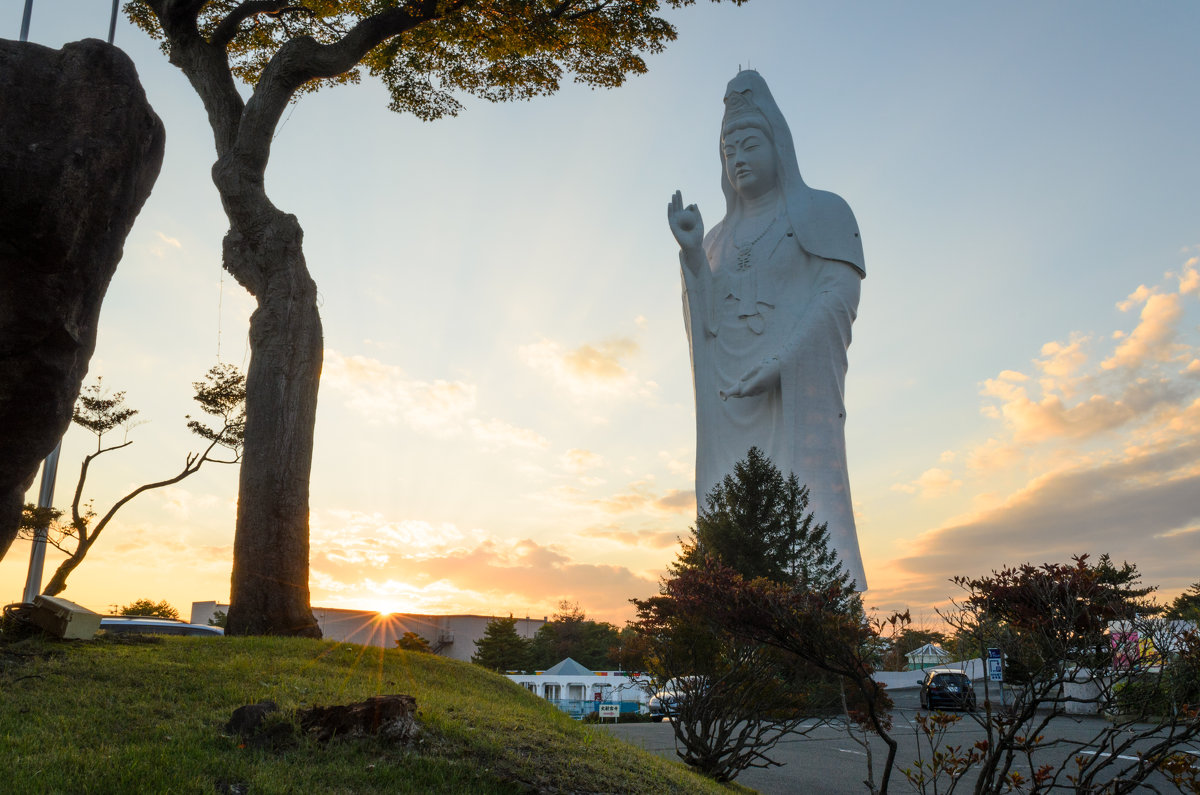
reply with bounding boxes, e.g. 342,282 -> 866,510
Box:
918,668 -> 977,711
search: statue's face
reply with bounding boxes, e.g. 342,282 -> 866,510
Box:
722,126 -> 778,200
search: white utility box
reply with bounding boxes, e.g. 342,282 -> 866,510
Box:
30,594 -> 102,639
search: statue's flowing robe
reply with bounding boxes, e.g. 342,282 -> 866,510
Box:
683,205 -> 867,589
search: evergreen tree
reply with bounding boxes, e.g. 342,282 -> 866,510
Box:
678,447 -> 856,609
1094,553 -> 1160,617
527,601 -> 620,671
471,615 -> 530,673
1166,581 -> 1200,623
119,598 -> 179,619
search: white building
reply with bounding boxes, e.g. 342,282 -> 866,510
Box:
506,657 -> 654,719
190,602 -> 544,663
906,642 -> 952,670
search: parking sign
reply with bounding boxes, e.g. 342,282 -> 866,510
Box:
987,648 -> 1003,682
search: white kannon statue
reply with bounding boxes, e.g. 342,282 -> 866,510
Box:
668,70 -> 867,589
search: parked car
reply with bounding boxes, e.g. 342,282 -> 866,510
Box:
648,677 -> 703,721
918,668 -> 977,711
99,616 -> 224,637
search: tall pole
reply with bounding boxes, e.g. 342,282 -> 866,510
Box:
108,0 -> 118,44
19,0 -> 33,41
22,441 -> 61,603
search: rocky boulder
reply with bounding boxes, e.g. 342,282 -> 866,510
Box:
0,38 -> 165,559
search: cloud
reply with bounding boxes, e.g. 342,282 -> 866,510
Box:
309,511 -> 658,621
578,525 -> 682,550
892,468 -> 963,499
881,256 -> 1200,613
467,418 -> 549,450
969,262 -> 1200,456
893,440 -> 1200,596
561,448 -> 604,474
1178,257 -> 1199,296
147,231 -> 185,259
584,481 -> 696,516
519,336 -> 653,399
1102,292 -> 1184,371
322,350 -> 475,431
322,349 -> 545,449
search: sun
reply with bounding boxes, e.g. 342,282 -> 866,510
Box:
363,598 -> 412,617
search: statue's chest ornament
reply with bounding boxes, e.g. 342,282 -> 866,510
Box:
733,214 -> 779,272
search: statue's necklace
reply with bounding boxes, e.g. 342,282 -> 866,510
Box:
733,214 -> 778,272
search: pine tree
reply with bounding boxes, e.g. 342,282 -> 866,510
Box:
471,615 -> 530,673
678,447 -> 856,610
1166,581 -> 1200,623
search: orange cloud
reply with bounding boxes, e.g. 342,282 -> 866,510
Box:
309,517 -> 658,623
561,448 -> 604,474
880,257 -> 1200,618
1178,256 -> 1199,296
1103,292 -> 1184,371
518,336 -> 652,399
892,468 -> 963,499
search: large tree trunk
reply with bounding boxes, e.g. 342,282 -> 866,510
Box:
223,208 -> 322,638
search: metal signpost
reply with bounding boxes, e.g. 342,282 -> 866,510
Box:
987,647 -> 1006,707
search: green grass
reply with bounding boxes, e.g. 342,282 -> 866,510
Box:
0,634 -> 733,794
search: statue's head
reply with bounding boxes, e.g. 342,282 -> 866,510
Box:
708,71 -> 867,277
717,71 -> 799,213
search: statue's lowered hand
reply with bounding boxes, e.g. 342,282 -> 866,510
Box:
721,357 -> 781,400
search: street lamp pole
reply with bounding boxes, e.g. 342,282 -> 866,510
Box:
20,0 -> 34,42
22,441 -> 61,603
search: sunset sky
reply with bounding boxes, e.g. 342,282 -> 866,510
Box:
5,1 -> 1199,626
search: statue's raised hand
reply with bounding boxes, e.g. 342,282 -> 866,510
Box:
668,190 -> 705,274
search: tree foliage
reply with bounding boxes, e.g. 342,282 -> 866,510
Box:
678,446 -> 856,605
395,631 -> 432,652
471,615 -> 531,672
119,598 -> 180,619
880,627 -> 949,672
126,0 -> 747,121
527,601 -> 620,671
635,562 -> 897,786
186,363 -> 247,454
123,0 -> 753,638
631,449 -> 877,783
1166,580 -> 1200,623
930,555 -> 1200,795
73,379 -> 139,443
20,367 -> 246,598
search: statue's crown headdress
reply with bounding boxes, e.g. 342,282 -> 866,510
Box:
722,89 -> 771,136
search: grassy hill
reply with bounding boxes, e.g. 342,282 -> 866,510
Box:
0,633 -> 733,794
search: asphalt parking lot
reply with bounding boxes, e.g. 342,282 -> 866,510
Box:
598,688 -> 1200,794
